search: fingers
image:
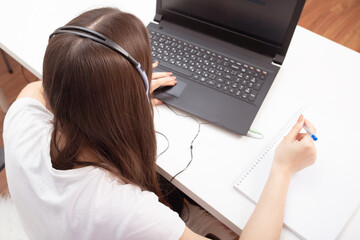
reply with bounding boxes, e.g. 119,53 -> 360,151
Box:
296,133 -> 306,141
151,98 -> 163,106
304,118 -> 316,134
150,76 -> 177,93
286,114 -> 305,141
152,61 -> 158,69
152,71 -> 173,79
152,61 -> 175,79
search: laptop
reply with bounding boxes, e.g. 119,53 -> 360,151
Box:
147,0 -> 305,135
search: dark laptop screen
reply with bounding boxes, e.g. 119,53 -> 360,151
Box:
161,0 -> 299,47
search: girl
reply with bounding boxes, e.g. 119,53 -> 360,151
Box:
4,7 -> 316,240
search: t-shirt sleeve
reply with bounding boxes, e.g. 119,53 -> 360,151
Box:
4,97 -> 53,138
3,98 -> 53,165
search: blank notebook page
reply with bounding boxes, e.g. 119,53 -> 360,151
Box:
234,107 -> 360,240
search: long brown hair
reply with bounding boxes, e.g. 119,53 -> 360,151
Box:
42,8 -> 161,197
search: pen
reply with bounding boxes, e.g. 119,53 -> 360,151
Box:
303,125 -> 318,141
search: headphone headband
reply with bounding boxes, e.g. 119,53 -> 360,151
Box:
49,25 -> 150,103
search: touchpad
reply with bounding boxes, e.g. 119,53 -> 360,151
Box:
157,80 -> 187,98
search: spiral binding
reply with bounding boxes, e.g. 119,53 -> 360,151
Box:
234,108 -> 305,186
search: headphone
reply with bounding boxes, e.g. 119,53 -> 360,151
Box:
49,25 -> 150,103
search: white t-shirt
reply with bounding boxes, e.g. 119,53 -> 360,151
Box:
4,98 -> 186,240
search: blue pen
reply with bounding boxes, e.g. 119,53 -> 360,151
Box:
303,125 -> 318,141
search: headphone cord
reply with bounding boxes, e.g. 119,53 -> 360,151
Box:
156,103 -> 263,184
156,103 -> 207,184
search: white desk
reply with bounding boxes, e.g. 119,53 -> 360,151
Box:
1,1 -> 360,239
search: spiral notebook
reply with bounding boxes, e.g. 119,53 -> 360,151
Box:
233,107 -> 360,240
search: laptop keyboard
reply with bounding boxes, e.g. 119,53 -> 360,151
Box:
149,30 -> 268,102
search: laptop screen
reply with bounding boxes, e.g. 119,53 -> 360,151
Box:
161,0 -> 299,47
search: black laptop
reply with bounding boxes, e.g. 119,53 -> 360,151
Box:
148,0 -> 305,135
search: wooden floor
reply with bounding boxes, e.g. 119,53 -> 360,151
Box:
298,0 -> 360,52
0,0 -> 360,197
0,52 -> 36,197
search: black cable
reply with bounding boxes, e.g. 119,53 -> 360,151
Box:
162,103 -> 209,183
155,131 -> 169,158
183,200 -> 191,222
169,121 -> 201,183
21,66 -> 37,83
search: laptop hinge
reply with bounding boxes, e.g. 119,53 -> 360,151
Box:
154,14 -> 163,23
273,54 -> 284,66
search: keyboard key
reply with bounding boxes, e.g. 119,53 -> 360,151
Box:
216,77 -> 224,83
182,63 -> 188,69
159,61 -> 193,77
231,65 -> 239,70
225,74 -> 232,80
254,82 -> 262,90
207,80 -> 215,85
209,74 -> 216,80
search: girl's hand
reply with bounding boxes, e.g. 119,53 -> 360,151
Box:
150,61 -> 177,105
272,114 -> 317,177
